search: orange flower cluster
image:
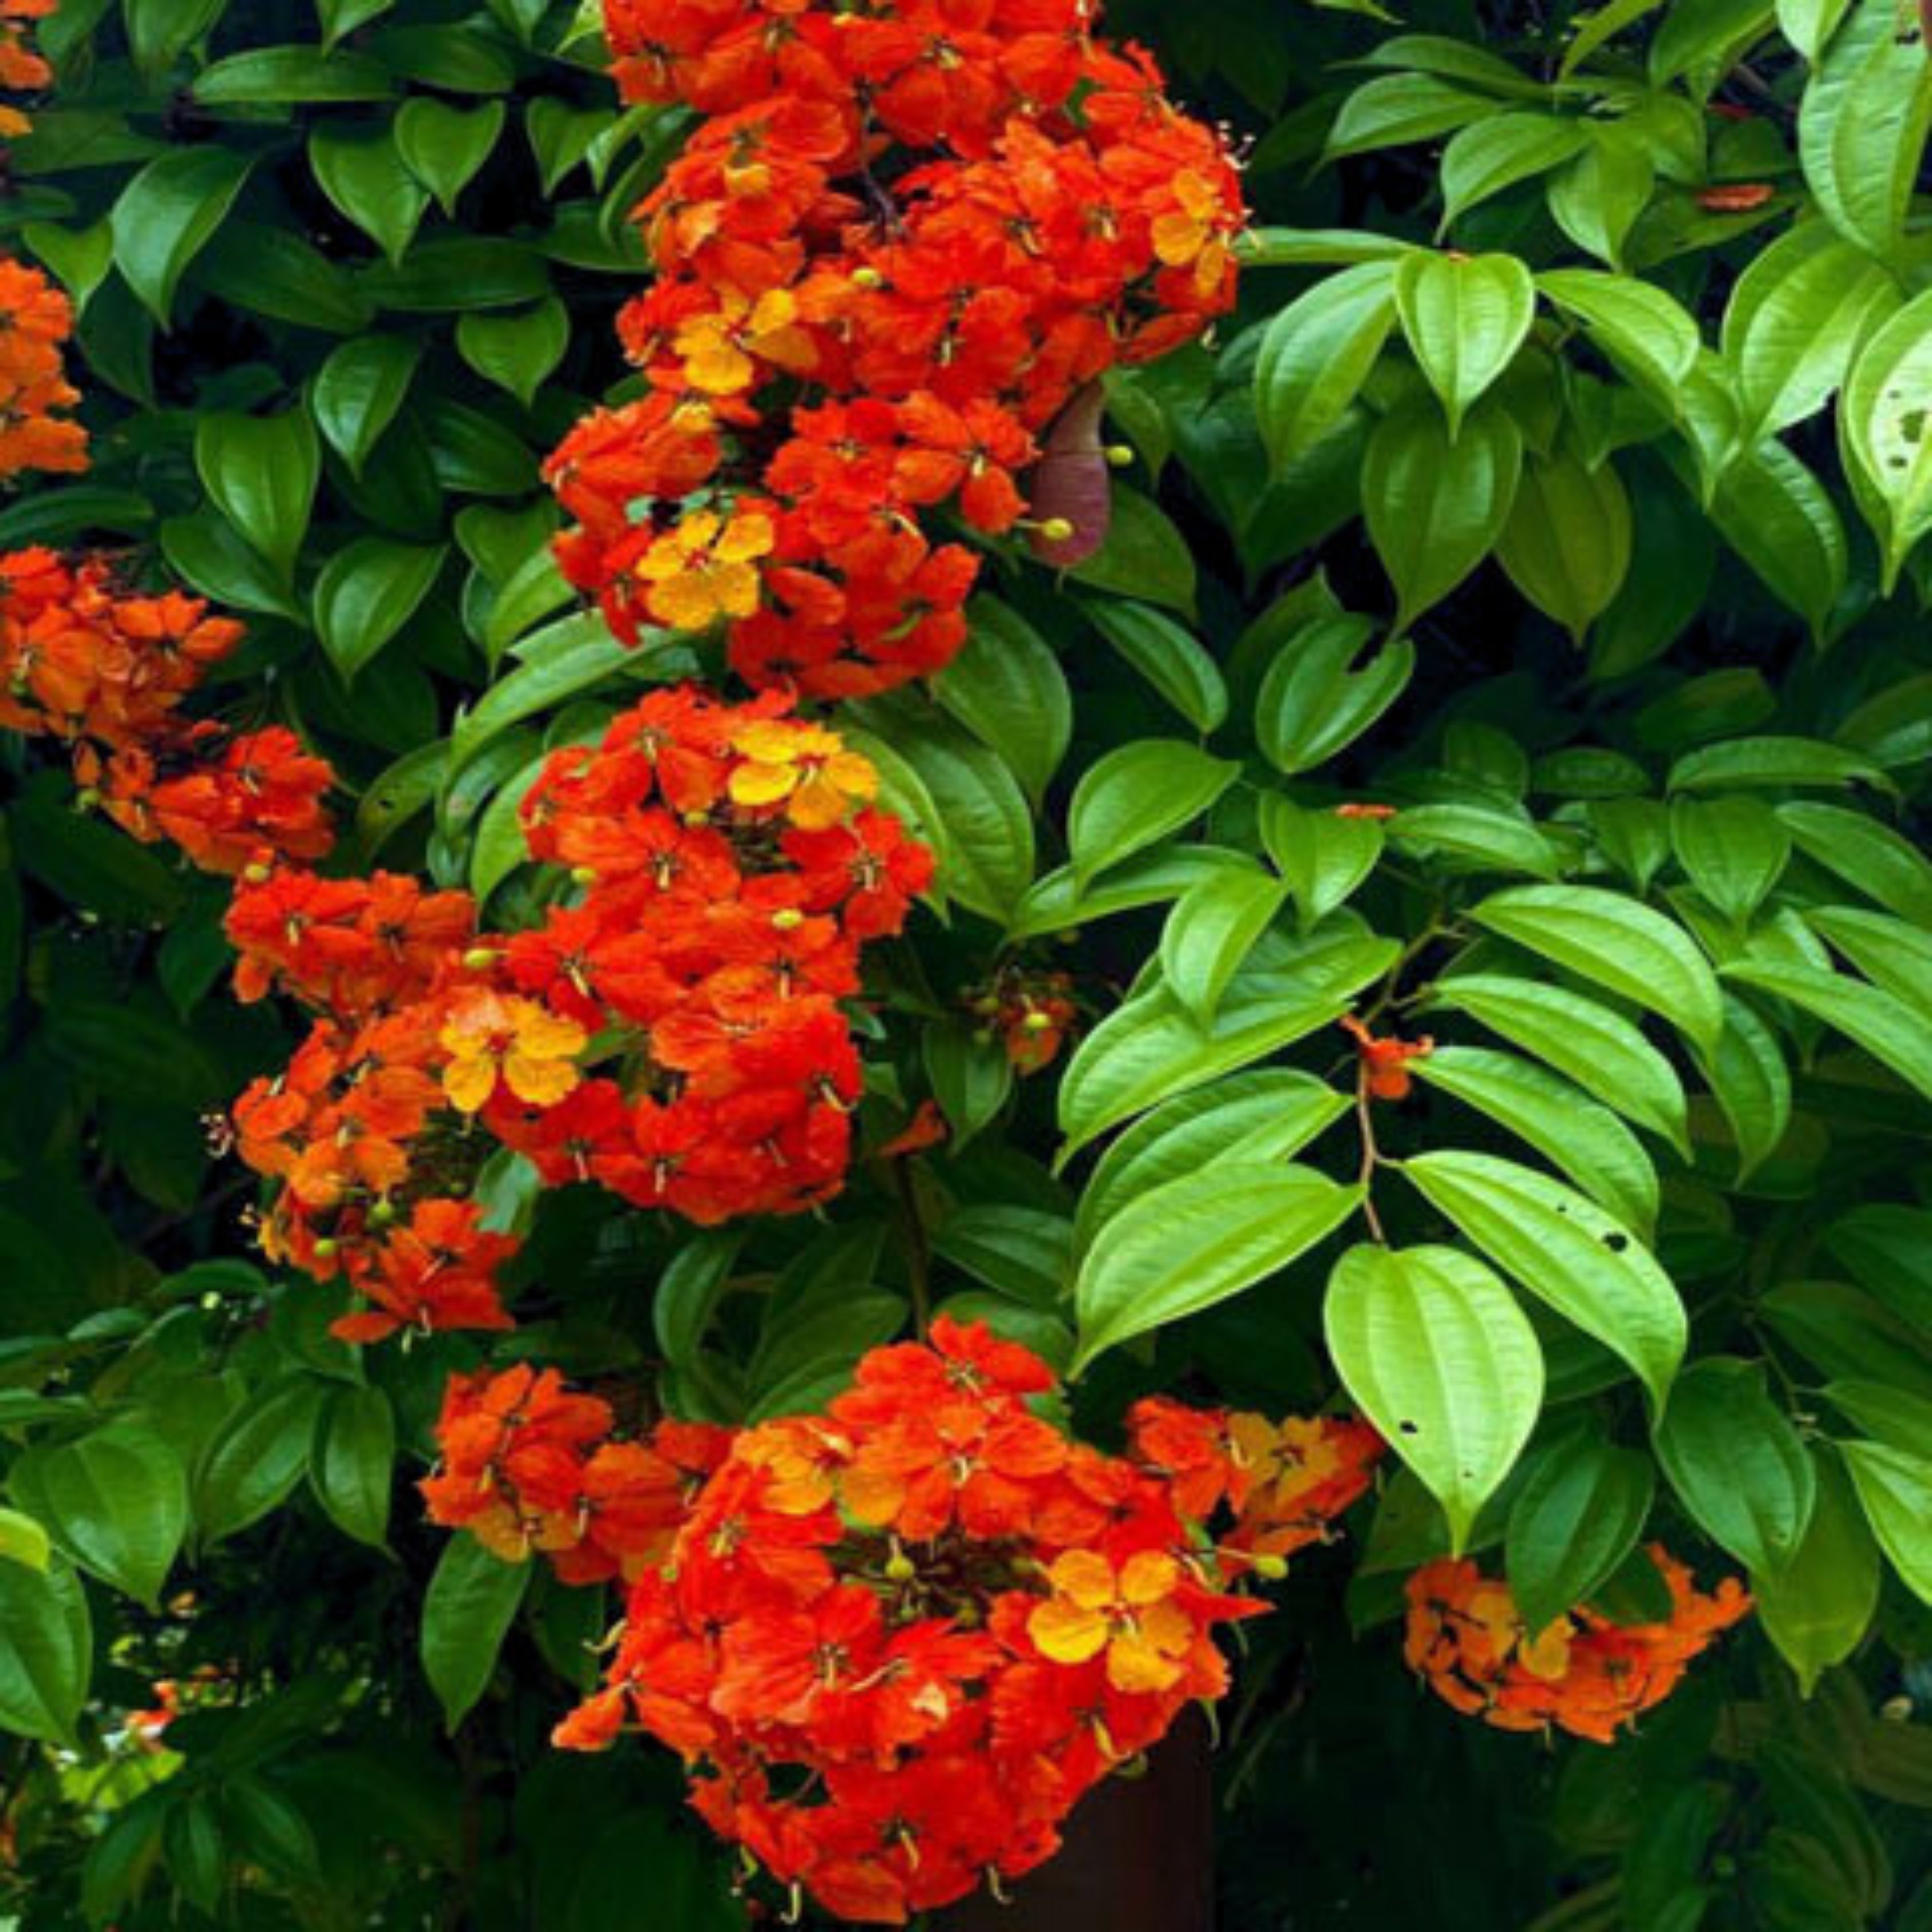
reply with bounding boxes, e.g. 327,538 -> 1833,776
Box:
1404,1548 -> 1751,1745
0,547 -> 333,874
469,1324 -> 1374,1925
544,0 -> 1245,700
968,964 -> 1079,1073
1341,1012 -> 1434,1101
0,0 -> 51,136
226,685 -> 931,1340
0,260 -> 85,479
424,1362 -> 733,1582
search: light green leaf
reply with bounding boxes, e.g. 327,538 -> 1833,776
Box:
1539,268 -> 1702,405
1254,260 -> 1399,469
1670,795 -> 1791,923
1394,251 -> 1536,436
1779,0 -> 1852,60
1073,1069 -> 1349,1255
932,598 -> 1072,804
1067,741 -> 1238,888
1784,805 -> 1932,924
1428,973 -> 1690,1148
0,1556 -> 90,1746
10,1425 -> 186,1607
1842,288 -> 1932,591
1066,488 -> 1195,616
1325,74 -> 1499,160
1723,958 -> 1932,1101
1255,614 -> 1415,775
1159,870 -> 1289,1023
1326,1244 -> 1542,1551
1390,801 -> 1560,878
1709,443 -> 1848,639
1798,0 -> 1932,259
1437,117 -> 1589,233
1842,1439 -> 1932,1605
1472,883 -> 1724,1054
0,1508 -> 49,1573
1505,1435 -> 1655,1633
1073,1163 -> 1360,1372
1080,599 -> 1227,734
1654,1357 -> 1816,1574
1258,796 -> 1385,924
1696,993 -> 1792,1182
1546,130 -> 1655,267
1363,397 -> 1520,631
1404,1149 -> 1687,1412
1413,1044 -> 1659,1234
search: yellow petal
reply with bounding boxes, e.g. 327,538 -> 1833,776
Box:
646,574 -> 721,633
712,559 -> 764,620
1119,1550 -> 1181,1606
1029,1598 -> 1109,1665
514,1006 -> 588,1060
1047,1549 -> 1118,1611
714,512 -> 775,566
733,720 -> 802,762
1105,1635 -> 1184,1696
825,750 -> 878,800
728,761 -> 798,807
442,1056 -> 498,1115
1151,211 -> 1205,267
686,340 -> 756,396
503,1052 -> 582,1108
787,771 -> 848,832
1137,1599 -> 1194,1654
1518,1620 -> 1574,1681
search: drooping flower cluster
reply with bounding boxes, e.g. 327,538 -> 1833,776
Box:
968,963 -> 1080,1073
0,547 -> 334,874
0,260 -> 85,480
1404,1548 -> 1751,1745
544,0 -> 1246,700
225,685 -> 932,1340
459,1323 -> 1376,1926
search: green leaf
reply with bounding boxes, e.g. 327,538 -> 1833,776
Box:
309,1386 -> 394,1550
1722,223 -> 1901,445
456,298 -> 568,409
10,1424 -> 186,1607
1413,1045 -> 1658,1234
1325,73 -> 1498,160
313,539 -> 447,681
1258,797 -> 1384,924
654,1231 -> 743,1372
1723,958 -> 1932,1101
160,509 -> 304,622
1326,1244 -> 1542,1551
1073,1163 -> 1360,1372
451,614 -> 637,769
1842,288 -> 1932,591
1670,734 -> 1886,795
1404,1150 -> 1686,1413
1798,0 -> 1932,259
1255,614 -> 1415,775
1362,397 -> 1520,631
1472,884 -> 1724,1054
1390,801 -> 1559,878
1159,870 -> 1289,1023
1080,599 -> 1227,735
1539,269 -> 1702,404
194,410 -> 321,583
922,1022 -> 1013,1149
1505,1435 -> 1655,1634
1670,795 -> 1791,923
1842,1440 -> 1932,1605
111,145 -> 254,327
1709,444 -> 1848,638
1649,0 -> 1777,81
395,98 -> 506,215
420,1537 -> 530,1730
193,1378 -> 327,1547
931,599 -> 1072,804
191,220 -> 374,336
1067,741 -> 1238,888
1755,1450 -> 1880,1694
1058,931 -> 1396,1160
1495,448 -> 1632,642
0,1556 -> 90,1747
1546,129 -> 1655,267
1785,805 -> 1932,924
1066,488 -> 1196,615
1073,1069 -> 1349,1255
1779,0 -> 1852,59
1655,1358 -> 1816,1574
309,124 -> 428,267
193,44 -> 394,102
1697,993 -> 1792,1182
126,0 -> 227,72
1254,259 -> 1398,469
1428,973 -> 1690,1148
0,1508 -> 50,1573
1807,907 -> 1932,1013
1437,117 -> 1589,232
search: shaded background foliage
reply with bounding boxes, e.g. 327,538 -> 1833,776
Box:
3,0 -> 1932,1924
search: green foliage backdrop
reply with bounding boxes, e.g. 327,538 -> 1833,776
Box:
3,0 -> 1932,1923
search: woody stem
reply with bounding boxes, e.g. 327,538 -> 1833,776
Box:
891,1156 -> 934,1340
1355,1075 -> 1387,1245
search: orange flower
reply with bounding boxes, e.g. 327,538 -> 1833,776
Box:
1696,182 -> 1774,212
1029,1548 -> 1196,1693
635,506 -> 774,631
438,988 -> 587,1113
1341,1012 -> 1434,1101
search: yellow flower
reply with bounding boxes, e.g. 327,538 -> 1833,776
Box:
675,289 -> 817,397
1028,1548 -> 1195,1694
1151,170 -> 1231,295
727,717 -> 878,829
438,990 -> 586,1115
636,508 -> 775,633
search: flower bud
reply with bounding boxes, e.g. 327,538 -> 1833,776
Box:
851,266 -> 884,288
771,908 -> 805,931
884,1551 -> 916,1583
369,1198 -> 397,1227
571,864 -> 598,887
242,860 -> 273,884
1251,1552 -> 1289,1581
1038,516 -> 1074,543
1020,1009 -> 1053,1033
1104,443 -> 1135,468
462,947 -> 500,972
311,1237 -> 339,1260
